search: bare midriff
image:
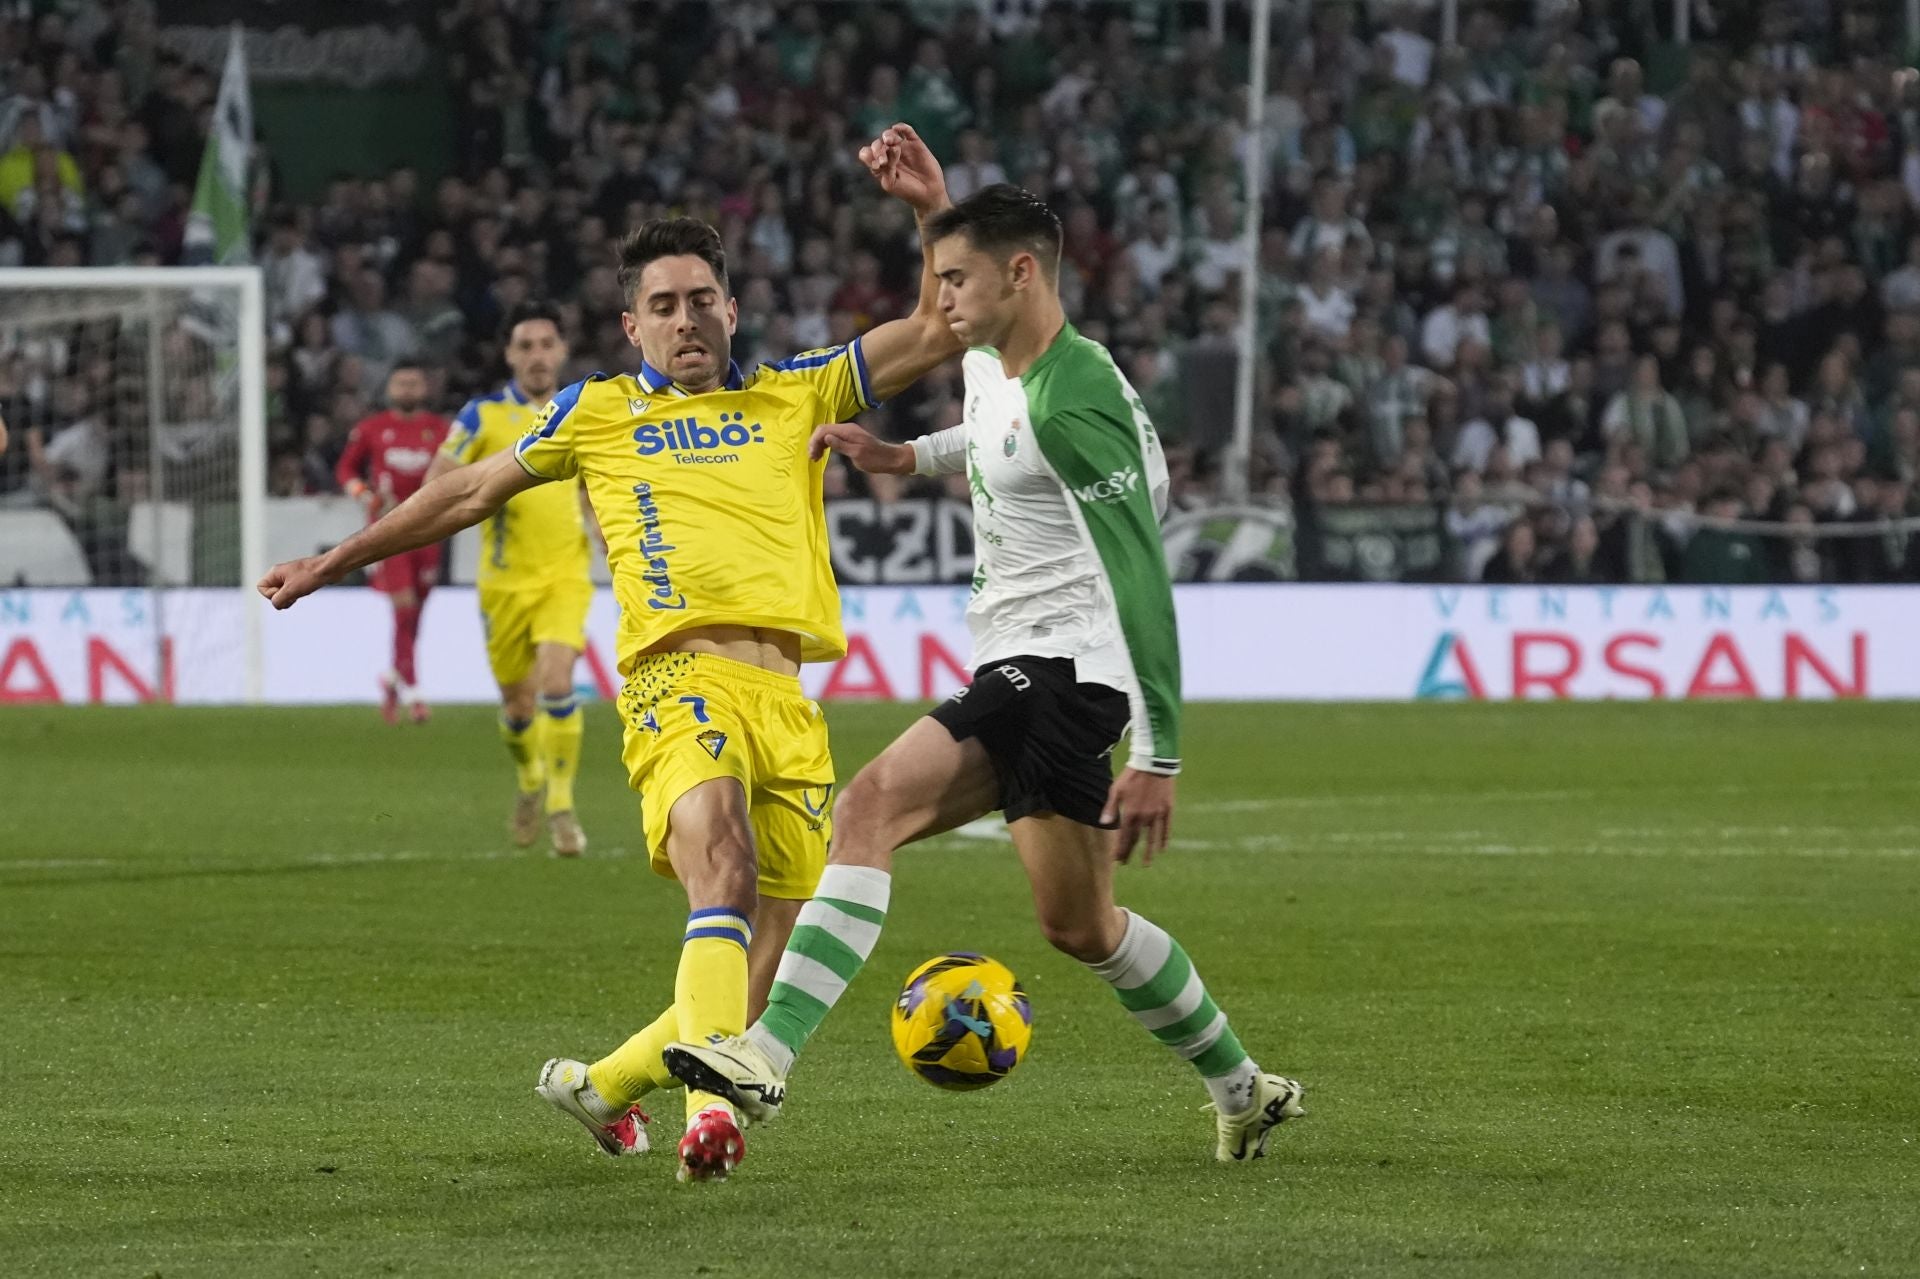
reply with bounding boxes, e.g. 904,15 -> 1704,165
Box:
644,624 -> 802,676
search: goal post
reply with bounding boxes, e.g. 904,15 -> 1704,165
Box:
0,266 -> 268,702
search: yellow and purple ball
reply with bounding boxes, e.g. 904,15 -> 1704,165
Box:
890,952 -> 1032,1091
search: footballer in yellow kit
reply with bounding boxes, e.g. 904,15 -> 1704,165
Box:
512,334 -> 868,896
427,301 -> 598,857
257,123 -> 965,1182
457,393 -> 592,687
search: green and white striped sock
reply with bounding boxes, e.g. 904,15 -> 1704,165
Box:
745,865 -> 890,1075
1087,909 -> 1261,1114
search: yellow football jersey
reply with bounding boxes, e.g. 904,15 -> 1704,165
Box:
443,382 -> 592,591
513,342 -> 875,672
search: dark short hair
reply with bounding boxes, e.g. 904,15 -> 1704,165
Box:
925,184 -> 1062,276
616,217 -> 729,303
501,299 -> 565,344
389,360 -> 427,377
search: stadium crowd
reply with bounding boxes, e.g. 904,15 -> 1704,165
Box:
3,0 -> 1920,583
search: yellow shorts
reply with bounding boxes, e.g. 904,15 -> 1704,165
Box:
478,578 -> 592,687
618,651 -> 834,901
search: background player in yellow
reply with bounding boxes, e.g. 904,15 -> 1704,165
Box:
424,301 -> 600,858
257,123 -> 963,1183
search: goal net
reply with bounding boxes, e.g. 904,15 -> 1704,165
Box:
0,268 -> 266,703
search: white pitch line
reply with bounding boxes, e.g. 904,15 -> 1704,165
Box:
1,858 -> 118,870
1193,789 -> 1595,812
923,829 -> 1920,858
951,818 -> 1012,843
1197,833 -> 1920,859
1600,825 -> 1920,840
15,830 -> 1916,877
1193,778 -> 1913,814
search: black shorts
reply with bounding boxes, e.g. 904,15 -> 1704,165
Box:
929,656 -> 1130,828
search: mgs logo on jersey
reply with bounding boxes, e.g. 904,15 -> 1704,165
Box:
1072,466 -> 1142,505
633,411 -> 765,464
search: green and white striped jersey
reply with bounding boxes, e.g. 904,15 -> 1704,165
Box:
910,323 -> 1180,774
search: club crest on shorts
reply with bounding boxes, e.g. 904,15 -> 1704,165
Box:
801,785 -> 832,816
697,728 -> 728,759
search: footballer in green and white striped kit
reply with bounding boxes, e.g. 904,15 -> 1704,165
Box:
666,182 -> 1303,1164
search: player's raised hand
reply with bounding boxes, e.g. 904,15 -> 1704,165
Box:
1104,769 -> 1176,866
257,554 -> 333,610
808,422 -> 916,475
858,123 -> 949,215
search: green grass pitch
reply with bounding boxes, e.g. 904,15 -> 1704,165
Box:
3,701 -> 1918,1277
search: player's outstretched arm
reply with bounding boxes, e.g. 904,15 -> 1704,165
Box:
810,420 -> 966,477
422,451 -> 463,484
853,123 -> 967,402
259,450 -> 543,609
808,421 -> 914,474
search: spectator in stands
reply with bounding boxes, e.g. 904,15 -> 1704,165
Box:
1125,201 -> 1185,298
1806,349 -> 1870,439
23,381 -> 108,520
1603,355 -> 1689,471
1189,194 -> 1248,295
1681,493 -> 1768,583
1295,341 -> 1357,438
0,114 -> 82,221
1544,513 -> 1604,582
261,210 -> 326,338
329,269 -> 418,397
1481,516 -> 1542,584
398,259 -> 465,368
1453,373 -> 1542,473
1297,247 -> 1357,341
4,0 -> 1913,586
1420,280 -> 1490,371
1446,468 -> 1510,580
1882,234 -> 1920,313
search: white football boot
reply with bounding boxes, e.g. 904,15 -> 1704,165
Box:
547,810 -> 587,858
509,788 -> 544,848
534,1057 -> 649,1156
660,1035 -> 786,1125
1213,1073 -> 1305,1163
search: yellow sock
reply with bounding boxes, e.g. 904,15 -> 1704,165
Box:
677,910 -> 752,1121
587,1005 -> 681,1108
538,692 -> 583,813
499,712 -> 544,793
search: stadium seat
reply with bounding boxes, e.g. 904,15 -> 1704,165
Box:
0,509 -> 93,585
265,495 -> 369,566
126,501 -> 195,586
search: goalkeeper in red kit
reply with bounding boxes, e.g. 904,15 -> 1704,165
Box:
335,362 -> 450,724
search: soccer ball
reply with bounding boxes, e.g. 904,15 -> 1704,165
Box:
890,952 -> 1032,1091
